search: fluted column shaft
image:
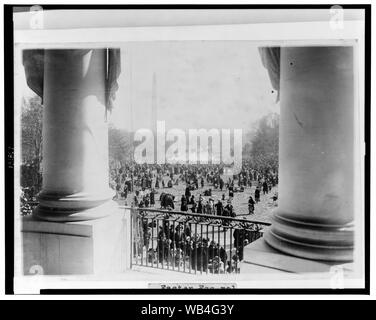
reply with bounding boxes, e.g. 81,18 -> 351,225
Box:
264,46 -> 354,261
34,49 -> 115,222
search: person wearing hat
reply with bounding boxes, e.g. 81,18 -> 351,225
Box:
225,200 -> 234,217
215,200 -> 223,216
185,185 -> 191,199
262,180 -> 269,195
255,186 -> 260,203
180,195 -> 188,212
233,227 -> 246,261
205,200 -> 212,215
248,196 -> 255,214
122,183 -> 128,200
197,197 -> 203,213
150,188 -> 155,206
219,177 -> 224,191
228,183 -> 234,198
209,198 -> 215,214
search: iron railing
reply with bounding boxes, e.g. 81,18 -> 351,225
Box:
126,207 -> 271,275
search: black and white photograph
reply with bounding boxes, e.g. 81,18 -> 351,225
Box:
3,4 -> 371,297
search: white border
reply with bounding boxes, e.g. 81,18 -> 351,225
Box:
10,11 -> 367,295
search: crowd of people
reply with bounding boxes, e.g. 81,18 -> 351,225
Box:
123,161 -> 277,273
135,217 -> 263,274
20,160 -> 278,218
20,158 -> 276,273
110,162 -> 278,217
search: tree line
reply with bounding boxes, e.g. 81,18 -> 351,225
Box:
20,95 -> 279,198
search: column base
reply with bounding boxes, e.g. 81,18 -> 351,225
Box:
22,209 -> 128,275
34,191 -> 117,222
264,212 -> 354,262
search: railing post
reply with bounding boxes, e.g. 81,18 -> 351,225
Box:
125,206 -> 136,270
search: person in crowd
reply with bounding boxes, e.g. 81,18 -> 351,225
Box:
122,183 -> 128,200
219,177 -> 224,191
180,195 -> 188,212
262,180 -> 269,195
133,194 -> 139,207
225,200 -> 234,217
204,199 -> 213,215
116,183 -> 121,199
191,201 -> 197,213
197,198 -> 203,213
196,240 -> 208,272
255,186 -> 261,203
228,183 -> 234,198
185,185 -> 191,199
233,228 -> 247,261
272,192 -> 278,206
144,194 -> 150,207
227,254 -> 240,273
248,196 -> 255,214
150,188 -> 155,206
215,200 -> 223,216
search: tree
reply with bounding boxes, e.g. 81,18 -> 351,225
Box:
246,113 -> 279,173
19,95 -> 133,195
108,124 -> 133,168
20,95 -> 43,195
21,95 -> 43,163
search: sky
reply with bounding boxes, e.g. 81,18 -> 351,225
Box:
19,41 -> 280,133
109,41 -> 279,133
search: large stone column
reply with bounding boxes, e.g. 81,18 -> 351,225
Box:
264,46 -> 354,261
33,49 -> 116,222
22,49 -> 128,275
